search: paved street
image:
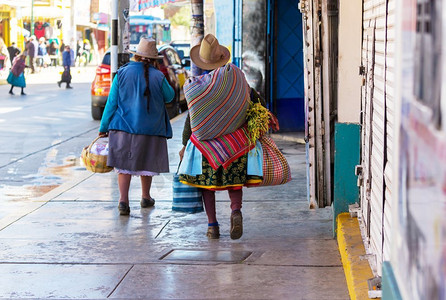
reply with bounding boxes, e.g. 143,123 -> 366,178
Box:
0,66 -> 99,229
0,67 -> 348,299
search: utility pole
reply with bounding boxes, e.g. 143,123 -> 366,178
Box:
111,0 -> 130,79
31,0 -> 34,36
119,0 -> 130,54
111,0 -> 118,79
191,0 -> 204,76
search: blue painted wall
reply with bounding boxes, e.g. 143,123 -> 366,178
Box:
382,261 -> 403,300
272,0 -> 305,131
214,0 -> 234,60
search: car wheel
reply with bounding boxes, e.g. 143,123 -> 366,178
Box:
91,105 -> 104,120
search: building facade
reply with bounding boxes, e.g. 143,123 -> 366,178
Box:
301,0 -> 446,298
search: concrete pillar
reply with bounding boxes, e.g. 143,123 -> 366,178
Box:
333,0 -> 362,231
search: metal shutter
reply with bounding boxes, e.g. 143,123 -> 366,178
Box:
360,0 -> 376,269
382,0 -> 395,263
359,0 -> 394,275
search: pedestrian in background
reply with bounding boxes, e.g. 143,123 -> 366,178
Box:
0,37 -> 10,71
48,41 -> 58,66
26,36 -> 36,73
57,45 -> 72,89
59,39 -> 65,54
37,37 -> 47,68
7,42 -> 20,65
7,54 -> 27,95
98,38 -> 174,216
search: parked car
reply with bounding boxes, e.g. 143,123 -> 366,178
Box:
91,46 -> 189,120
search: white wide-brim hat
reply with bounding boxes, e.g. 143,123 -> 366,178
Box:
127,37 -> 163,59
190,34 -> 230,70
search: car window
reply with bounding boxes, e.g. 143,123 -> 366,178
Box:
102,53 -> 110,66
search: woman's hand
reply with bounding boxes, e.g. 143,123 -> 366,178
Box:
98,132 -> 108,138
179,146 -> 186,160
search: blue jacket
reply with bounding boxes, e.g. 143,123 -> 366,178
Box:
99,61 -> 175,138
62,50 -> 71,67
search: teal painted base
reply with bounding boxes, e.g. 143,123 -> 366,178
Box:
382,261 -> 403,300
333,122 -> 360,235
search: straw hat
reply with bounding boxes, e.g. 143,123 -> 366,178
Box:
128,38 -> 163,59
190,34 -> 230,70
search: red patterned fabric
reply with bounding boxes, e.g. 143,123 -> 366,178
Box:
190,126 -> 254,170
258,135 -> 291,186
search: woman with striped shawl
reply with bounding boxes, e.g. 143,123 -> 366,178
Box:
179,34 -> 262,240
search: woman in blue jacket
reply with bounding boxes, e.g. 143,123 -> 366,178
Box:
57,45 -> 72,89
99,38 -> 174,215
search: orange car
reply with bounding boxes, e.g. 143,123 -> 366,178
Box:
91,46 -> 189,120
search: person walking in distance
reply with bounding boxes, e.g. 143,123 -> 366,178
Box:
7,42 -> 20,65
98,38 -> 174,215
58,45 -> 72,89
7,54 -> 27,95
26,36 -> 36,74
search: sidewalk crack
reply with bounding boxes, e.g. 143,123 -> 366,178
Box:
155,219 -> 171,239
107,264 -> 134,298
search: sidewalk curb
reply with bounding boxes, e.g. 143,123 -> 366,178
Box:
337,213 -> 378,300
0,171 -> 94,231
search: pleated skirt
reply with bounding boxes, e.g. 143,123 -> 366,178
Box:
7,72 -> 26,88
107,130 -> 169,174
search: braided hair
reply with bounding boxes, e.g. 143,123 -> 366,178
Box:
135,55 -> 152,112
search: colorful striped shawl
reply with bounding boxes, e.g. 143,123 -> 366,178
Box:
184,63 -> 250,141
190,126 -> 255,170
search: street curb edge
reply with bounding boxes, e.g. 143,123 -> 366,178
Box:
337,213 -> 378,300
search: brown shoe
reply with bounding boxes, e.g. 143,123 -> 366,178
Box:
230,210 -> 243,240
118,202 -> 130,215
206,225 -> 220,239
141,197 -> 155,208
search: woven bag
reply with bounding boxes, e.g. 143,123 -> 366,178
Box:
172,162 -> 203,213
81,136 -> 113,173
258,135 -> 292,186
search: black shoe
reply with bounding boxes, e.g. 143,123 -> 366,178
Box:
230,210 -> 243,240
118,202 -> 130,215
66,85 -> 73,89
8,91 -> 13,95
140,197 -> 155,208
21,92 -> 26,96
57,81 -> 61,88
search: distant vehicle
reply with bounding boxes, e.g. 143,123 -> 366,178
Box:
90,46 -> 189,120
90,51 -> 111,120
129,15 -> 171,51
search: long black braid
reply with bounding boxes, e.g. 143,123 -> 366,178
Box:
143,59 -> 151,112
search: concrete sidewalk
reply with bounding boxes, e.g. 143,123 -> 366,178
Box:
0,113 -> 349,299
